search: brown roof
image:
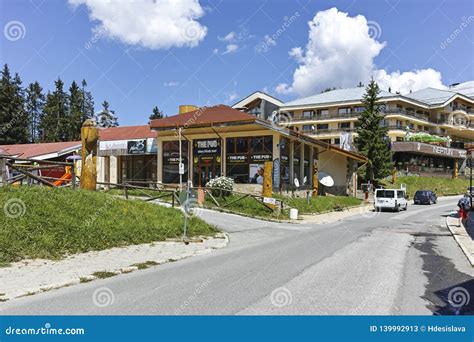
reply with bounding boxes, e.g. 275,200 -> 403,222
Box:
0,141 -> 81,159
98,125 -> 156,141
150,105 -> 256,130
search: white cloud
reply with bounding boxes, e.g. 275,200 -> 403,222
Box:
222,44 -> 239,55
374,69 -> 445,93
164,81 -> 179,87
224,92 -> 239,103
69,0 -> 207,49
277,8 -> 445,96
218,31 -> 236,42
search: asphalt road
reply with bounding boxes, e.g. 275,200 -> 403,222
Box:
1,196 -> 472,315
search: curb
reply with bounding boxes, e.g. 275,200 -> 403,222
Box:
1,233 -> 229,302
445,216 -> 474,267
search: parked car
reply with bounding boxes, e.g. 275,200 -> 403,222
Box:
413,190 -> 437,205
374,189 -> 408,212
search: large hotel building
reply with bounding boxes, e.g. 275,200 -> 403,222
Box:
234,83 -> 473,177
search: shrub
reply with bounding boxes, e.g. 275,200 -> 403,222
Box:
206,176 -> 234,197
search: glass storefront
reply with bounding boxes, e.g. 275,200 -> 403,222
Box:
293,140 -> 301,183
120,155 -> 157,184
303,144 -> 311,183
192,138 -> 221,186
280,137 -> 290,185
162,140 -> 189,183
226,136 -> 273,183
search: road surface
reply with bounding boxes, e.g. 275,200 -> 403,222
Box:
1,196 -> 472,315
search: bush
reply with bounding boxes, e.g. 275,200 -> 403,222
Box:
206,176 -> 234,197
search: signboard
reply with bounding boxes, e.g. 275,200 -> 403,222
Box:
227,155 -> 247,164
340,132 -> 353,151
263,197 -> 276,205
391,141 -> 466,159
99,140 -> 127,151
250,154 -> 272,163
194,139 -> 221,155
127,139 -> 147,154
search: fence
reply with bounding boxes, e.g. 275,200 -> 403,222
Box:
0,155 -> 76,188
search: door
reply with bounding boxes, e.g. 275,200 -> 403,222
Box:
197,162 -> 220,187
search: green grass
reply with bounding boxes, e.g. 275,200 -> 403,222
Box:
92,271 -> 117,279
278,195 -> 362,215
382,176 -> 469,198
202,193 -> 361,218
0,187 -> 217,264
132,260 -> 159,270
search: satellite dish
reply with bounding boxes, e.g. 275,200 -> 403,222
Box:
294,178 -> 300,188
318,171 -> 334,187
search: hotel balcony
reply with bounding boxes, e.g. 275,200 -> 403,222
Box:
381,108 -> 435,124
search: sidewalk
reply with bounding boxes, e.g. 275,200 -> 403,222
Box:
0,233 -> 228,302
446,211 -> 474,266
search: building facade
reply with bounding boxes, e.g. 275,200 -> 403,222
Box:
150,105 -> 366,195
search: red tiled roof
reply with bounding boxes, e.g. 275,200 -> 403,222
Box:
0,141 -> 81,159
98,125 -> 156,141
150,105 -> 256,129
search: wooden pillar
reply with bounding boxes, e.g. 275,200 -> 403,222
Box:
263,161 -> 273,198
80,119 -> 99,190
0,158 -> 7,187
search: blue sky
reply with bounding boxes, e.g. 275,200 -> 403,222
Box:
1,0 -> 473,125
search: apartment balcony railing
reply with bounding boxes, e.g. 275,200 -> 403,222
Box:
302,128 -> 356,135
291,112 -> 360,121
381,108 -> 433,123
438,120 -> 474,129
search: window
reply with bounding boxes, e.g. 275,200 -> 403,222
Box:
338,122 -> 351,129
302,110 -> 313,119
162,140 -> 188,183
334,138 -> 340,145
280,137 -> 290,184
293,141 -> 301,182
317,124 -> 329,130
318,109 -> 329,116
338,107 -> 350,115
302,124 -> 314,132
354,106 -> 365,113
303,144 -> 311,183
226,136 -> 273,184
376,190 -> 395,198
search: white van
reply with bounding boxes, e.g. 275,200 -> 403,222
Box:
374,189 -> 408,212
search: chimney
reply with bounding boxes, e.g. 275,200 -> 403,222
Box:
179,105 -> 198,114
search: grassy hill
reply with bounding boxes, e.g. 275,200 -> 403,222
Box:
0,187 -> 217,264
383,176 -> 469,198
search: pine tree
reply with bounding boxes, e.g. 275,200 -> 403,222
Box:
95,100 -> 118,128
25,81 -> 45,143
355,80 -> 392,184
0,65 -> 29,144
68,81 -> 83,140
149,106 -> 163,121
41,78 -> 69,142
81,79 -> 94,125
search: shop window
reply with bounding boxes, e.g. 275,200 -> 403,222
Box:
293,141 -> 301,182
303,144 -> 310,183
226,136 -> 273,184
280,137 -> 290,184
162,140 -> 188,184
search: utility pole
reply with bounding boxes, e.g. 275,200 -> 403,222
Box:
178,127 -> 183,190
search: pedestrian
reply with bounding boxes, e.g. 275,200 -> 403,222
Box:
457,196 -> 470,227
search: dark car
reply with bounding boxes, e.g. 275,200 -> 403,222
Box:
413,190 -> 437,205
